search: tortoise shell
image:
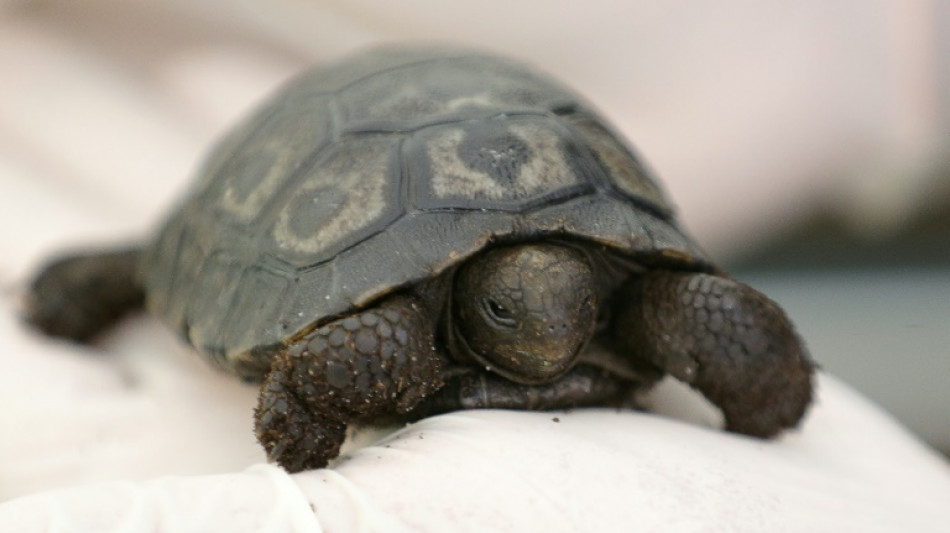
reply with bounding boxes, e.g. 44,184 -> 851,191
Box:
141,47 -> 712,376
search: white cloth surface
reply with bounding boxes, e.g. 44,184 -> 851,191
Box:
1,347 -> 949,532
2,3 -> 949,531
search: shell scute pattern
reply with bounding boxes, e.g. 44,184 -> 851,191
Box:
562,113 -> 669,214
407,117 -> 592,210
184,251 -> 243,353
337,56 -> 576,132
225,264 -> 293,378
266,134 -> 403,266
144,48 -> 707,367
202,90 -> 335,225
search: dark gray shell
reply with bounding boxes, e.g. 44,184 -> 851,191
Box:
142,47 -> 713,375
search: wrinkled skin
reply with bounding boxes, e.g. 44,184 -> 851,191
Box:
26,242 -> 814,472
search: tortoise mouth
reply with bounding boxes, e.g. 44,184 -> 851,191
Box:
448,321 -> 579,385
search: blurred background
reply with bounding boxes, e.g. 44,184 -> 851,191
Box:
1,0 -> 947,455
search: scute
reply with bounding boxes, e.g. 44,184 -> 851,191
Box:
224,262 -> 293,379
194,87 -> 334,224
185,251 -> 243,353
563,113 -> 670,215
407,116 -> 592,210
143,46 -> 711,374
264,134 -> 403,266
337,55 -> 576,132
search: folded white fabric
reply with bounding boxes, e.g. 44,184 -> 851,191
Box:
2,367 -> 949,532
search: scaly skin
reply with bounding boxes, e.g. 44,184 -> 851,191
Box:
254,296 -> 446,472
613,271 -> 815,437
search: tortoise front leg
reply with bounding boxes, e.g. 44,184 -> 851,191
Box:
612,271 -> 815,438
254,295 -> 446,472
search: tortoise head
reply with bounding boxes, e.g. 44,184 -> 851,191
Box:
450,243 -> 597,385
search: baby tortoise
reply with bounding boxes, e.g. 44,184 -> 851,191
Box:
27,47 -> 814,473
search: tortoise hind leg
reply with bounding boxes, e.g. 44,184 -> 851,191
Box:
612,271 -> 815,438
26,248 -> 145,342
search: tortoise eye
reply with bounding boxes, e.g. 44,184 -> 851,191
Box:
483,297 -> 517,327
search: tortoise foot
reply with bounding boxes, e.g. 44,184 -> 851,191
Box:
614,271 -> 815,438
254,296 -> 445,471
255,355 -> 347,472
